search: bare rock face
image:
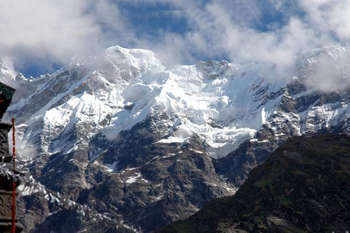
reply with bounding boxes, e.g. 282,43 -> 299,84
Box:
3,45 -> 350,232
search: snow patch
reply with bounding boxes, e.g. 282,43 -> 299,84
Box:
125,172 -> 148,184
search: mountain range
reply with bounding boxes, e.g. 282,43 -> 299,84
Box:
1,45 -> 350,232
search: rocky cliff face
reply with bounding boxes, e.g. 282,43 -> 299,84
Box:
2,45 -> 350,232
159,134 -> 350,233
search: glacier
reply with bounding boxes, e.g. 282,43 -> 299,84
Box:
7,46 -> 290,159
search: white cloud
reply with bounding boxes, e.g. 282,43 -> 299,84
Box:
0,0 -> 131,71
2,0 -> 350,91
298,0 -> 350,41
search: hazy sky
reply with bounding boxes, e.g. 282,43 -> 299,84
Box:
1,0 -> 350,77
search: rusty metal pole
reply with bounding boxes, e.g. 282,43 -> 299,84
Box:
11,118 -> 16,233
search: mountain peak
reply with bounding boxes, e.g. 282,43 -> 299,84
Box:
105,45 -> 164,72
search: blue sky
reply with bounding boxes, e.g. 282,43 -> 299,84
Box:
118,2 -> 189,37
1,0 -> 350,77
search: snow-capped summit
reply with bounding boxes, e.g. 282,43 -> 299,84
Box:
295,46 -> 350,91
105,45 -> 164,73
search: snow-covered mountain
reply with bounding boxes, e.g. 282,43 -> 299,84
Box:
4,45 -> 350,232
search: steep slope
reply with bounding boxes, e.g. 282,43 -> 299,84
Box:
3,45 -> 350,232
159,134 -> 350,233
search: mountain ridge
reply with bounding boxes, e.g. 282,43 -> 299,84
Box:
1,45 -> 350,232
158,134 -> 350,233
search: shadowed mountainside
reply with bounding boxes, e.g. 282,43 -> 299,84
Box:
158,134 -> 350,233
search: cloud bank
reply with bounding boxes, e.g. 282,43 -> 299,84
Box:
1,0 -> 350,88
147,0 -> 348,66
